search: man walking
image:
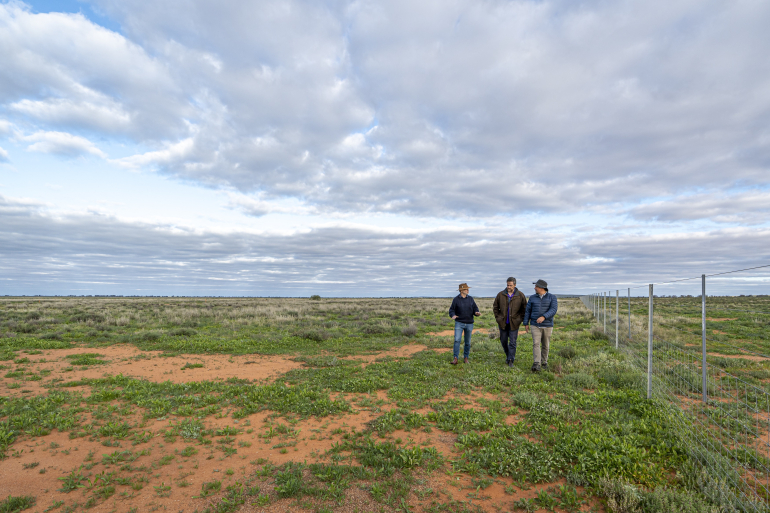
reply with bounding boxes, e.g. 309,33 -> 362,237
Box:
523,279 -> 558,372
493,277 -> 527,367
448,283 -> 480,365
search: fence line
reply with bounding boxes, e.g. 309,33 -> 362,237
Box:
581,270 -> 770,511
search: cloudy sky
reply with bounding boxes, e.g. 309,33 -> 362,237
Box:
1,0 -> 769,297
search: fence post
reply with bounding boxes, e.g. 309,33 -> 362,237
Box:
647,284 -> 653,399
627,287 -> 631,340
615,289 -> 619,349
603,292 -> 607,333
702,274 -> 707,403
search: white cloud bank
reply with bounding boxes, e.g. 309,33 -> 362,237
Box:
1,0 -> 769,294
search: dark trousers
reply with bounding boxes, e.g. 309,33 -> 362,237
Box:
500,324 -> 519,361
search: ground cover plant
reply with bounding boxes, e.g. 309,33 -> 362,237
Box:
0,296 -> 768,512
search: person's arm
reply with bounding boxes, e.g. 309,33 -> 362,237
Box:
518,292 -> 527,318
492,294 -> 501,318
523,299 -> 532,333
543,295 -> 558,320
449,297 -> 458,319
472,299 -> 480,316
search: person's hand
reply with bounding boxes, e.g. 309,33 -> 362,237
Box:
537,316 -> 545,323
474,312 -> 481,316
525,325 -> 530,333
452,315 -> 458,319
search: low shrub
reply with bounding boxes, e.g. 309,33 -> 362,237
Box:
597,477 -> 718,513
0,495 -> 36,512
558,346 -> 577,359
598,369 -> 645,391
170,328 -> 197,337
401,324 -> 417,337
564,372 -> 598,389
294,329 -> 331,342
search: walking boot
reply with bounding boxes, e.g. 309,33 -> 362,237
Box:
463,357 -> 469,364
450,357 -> 458,365
531,362 -> 541,372
507,359 -> 515,368
541,362 -> 548,371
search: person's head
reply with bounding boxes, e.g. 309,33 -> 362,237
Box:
458,283 -> 470,297
506,277 -> 516,293
533,279 -> 548,295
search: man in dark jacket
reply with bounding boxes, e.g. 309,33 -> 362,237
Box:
492,277 -> 527,367
523,279 -> 558,372
448,283 -> 480,365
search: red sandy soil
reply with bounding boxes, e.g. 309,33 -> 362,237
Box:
707,352 -> 769,362
706,318 -> 738,321
3,343 -> 593,512
0,387 -> 584,513
1,343 -> 455,398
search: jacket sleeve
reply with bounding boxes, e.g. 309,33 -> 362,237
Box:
543,295 -> 558,320
492,294 -> 502,318
523,298 -> 532,325
472,299 -> 480,315
448,297 -> 457,318
518,292 -> 527,318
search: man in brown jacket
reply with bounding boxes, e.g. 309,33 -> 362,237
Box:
493,277 -> 527,367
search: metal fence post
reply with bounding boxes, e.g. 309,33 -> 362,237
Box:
603,292 -> 607,333
702,274 -> 707,403
615,289 -> 619,349
627,287 -> 631,340
647,284 -> 653,400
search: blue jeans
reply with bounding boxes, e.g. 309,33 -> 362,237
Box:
454,322 -> 473,359
500,324 -> 519,361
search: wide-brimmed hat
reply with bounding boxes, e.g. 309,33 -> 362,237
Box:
533,279 -> 548,290
458,283 -> 470,291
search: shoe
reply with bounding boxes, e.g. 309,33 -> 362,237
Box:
531,363 -> 541,372
451,357 -> 458,365
507,360 -> 515,368
463,357 -> 469,364
542,362 -> 548,370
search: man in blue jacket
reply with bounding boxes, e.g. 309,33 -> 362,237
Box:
523,279 -> 558,372
448,283 -> 481,365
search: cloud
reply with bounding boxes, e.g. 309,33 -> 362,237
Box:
61,0 -> 770,219
1,193 -> 769,296
0,146 -> 8,162
0,2 -> 184,139
22,131 -> 106,158
628,190 -> 770,224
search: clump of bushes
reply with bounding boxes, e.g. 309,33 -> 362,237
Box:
590,327 -> 609,341
598,369 -> 645,391
401,324 -> 417,337
598,477 -> 718,513
141,331 -> 162,341
310,295 -> 321,301
170,328 -> 196,337
294,329 -> 331,342
564,372 -> 598,389
559,346 -> 577,359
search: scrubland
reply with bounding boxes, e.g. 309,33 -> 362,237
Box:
0,296 -> 768,513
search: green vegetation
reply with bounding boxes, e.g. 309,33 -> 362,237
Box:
0,496 -> 35,513
0,296 -> 768,512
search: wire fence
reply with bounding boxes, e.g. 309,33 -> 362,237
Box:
581,270 -> 770,512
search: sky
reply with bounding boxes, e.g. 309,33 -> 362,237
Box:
1,0 -> 769,297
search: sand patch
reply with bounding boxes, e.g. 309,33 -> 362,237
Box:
708,352 -> 770,362
1,345 -> 305,397
707,317 -> 738,321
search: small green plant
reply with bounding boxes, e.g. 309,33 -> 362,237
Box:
0,495 -> 36,512
181,362 -> 204,370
